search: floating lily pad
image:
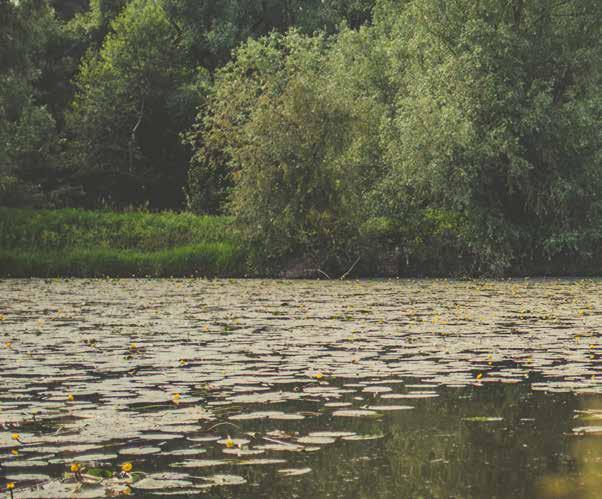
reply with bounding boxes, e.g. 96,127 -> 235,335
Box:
368,405 -> 414,411
236,459 -> 287,465
229,411 -> 304,421
278,467 -> 312,476
381,393 -> 439,399
332,409 -> 379,418
163,447 -> 207,456
362,386 -> 393,394
135,477 -> 193,490
308,431 -> 356,438
462,417 -> 503,422
201,474 -> 247,486
223,448 -> 264,456
170,459 -> 228,468
341,434 -> 384,441
119,446 -> 161,456
297,436 -> 335,445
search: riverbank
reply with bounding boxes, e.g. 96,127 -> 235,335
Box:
2,208 -> 602,278
0,208 -> 245,277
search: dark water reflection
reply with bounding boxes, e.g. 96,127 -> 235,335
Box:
193,384 -> 586,499
1,278 -> 602,498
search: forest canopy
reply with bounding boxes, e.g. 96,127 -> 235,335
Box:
1,0 -> 601,275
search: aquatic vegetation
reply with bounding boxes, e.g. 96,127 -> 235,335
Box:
1,278 -> 602,497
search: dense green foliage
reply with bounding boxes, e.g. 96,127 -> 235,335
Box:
2,0 -> 602,275
190,0 -> 602,274
67,0 -> 201,208
375,0 -> 602,273
0,208 -> 243,276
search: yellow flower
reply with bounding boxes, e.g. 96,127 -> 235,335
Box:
7,482 -> 15,490
70,463 -> 81,473
312,372 -> 324,380
67,393 -> 74,401
11,449 -> 18,456
11,433 -> 20,441
476,373 -> 483,380
4,341 -> 11,348
121,486 -> 132,495
225,438 -> 235,448
121,462 -> 133,473
130,343 -> 137,350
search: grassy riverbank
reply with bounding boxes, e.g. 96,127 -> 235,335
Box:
2,208 -> 602,278
0,208 -> 246,277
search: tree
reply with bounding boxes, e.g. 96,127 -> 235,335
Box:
163,0 -> 375,71
67,0 -> 207,208
187,29 -> 387,271
0,0 -> 61,207
375,0 -> 602,272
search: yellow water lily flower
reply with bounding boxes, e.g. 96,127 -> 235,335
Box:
476,373 -> 483,380
4,341 -> 11,348
121,462 -> 133,473
11,433 -> 20,441
7,482 -> 15,490
225,438 -> 235,448
11,449 -> 18,456
67,393 -> 74,401
312,372 -> 324,380
70,463 -> 81,473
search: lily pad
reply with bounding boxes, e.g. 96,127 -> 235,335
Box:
332,409 -> 379,418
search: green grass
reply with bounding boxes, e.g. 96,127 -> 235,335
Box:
0,208 -> 247,277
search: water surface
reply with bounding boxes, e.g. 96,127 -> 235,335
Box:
1,278 -> 602,498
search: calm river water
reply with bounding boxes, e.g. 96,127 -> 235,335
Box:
1,278 -> 602,498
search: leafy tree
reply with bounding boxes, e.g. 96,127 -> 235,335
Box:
163,0 -> 375,71
187,29 -> 386,271
0,0 -> 61,207
67,0 -> 207,208
67,0 -> 128,47
48,0 -> 89,20
375,0 -> 602,272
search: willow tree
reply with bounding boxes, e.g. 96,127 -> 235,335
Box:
376,0 -> 602,272
186,29 -> 387,271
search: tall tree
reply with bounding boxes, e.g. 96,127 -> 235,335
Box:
67,0 -> 206,208
186,28 -> 387,270
0,0 -> 61,207
376,0 -> 602,272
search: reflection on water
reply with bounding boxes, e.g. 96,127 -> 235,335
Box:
1,278 -> 602,497
537,396 -> 602,499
